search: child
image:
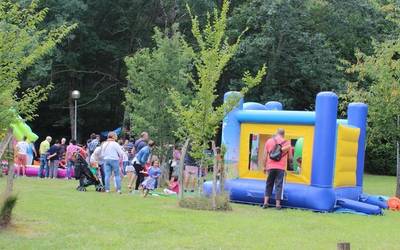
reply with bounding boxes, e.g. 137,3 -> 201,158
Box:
164,176 -> 180,195
140,160 -> 161,197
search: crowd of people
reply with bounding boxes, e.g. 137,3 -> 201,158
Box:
13,131 -> 202,196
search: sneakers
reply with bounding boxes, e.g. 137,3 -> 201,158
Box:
262,203 -> 269,209
117,190 -> 122,194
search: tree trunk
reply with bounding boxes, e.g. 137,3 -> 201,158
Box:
396,115 -> 400,198
197,158 -> 204,194
178,139 -> 190,200
211,141 -> 218,210
0,129 -> 13,160
220,155 -> 225,193
3,136 -> 15,200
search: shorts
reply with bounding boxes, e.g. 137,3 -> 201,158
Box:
265,169 -> 285,200
125,165 -> 135,173
184,165 -> 199,176
16,154 -> 27,165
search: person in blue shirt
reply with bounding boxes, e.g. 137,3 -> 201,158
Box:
140,160 -> 161,197
132,140 -> 155,191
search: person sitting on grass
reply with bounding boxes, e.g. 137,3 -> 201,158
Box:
140,160 -> 161,197
163,176 -> 180,195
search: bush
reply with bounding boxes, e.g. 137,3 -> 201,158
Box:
179,194 -> 232,211
0,195 -> 18,229
365,143 -> 396,176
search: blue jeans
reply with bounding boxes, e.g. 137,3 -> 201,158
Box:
122,161 -> 129,176
49,160 -> 59,178
66,160 -> 74,179
38,154 -> 48,178
104,159 -> 121,192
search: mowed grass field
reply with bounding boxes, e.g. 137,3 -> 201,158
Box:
0,174 -> 399,250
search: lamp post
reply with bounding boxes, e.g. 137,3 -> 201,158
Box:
71,90 -> 81,140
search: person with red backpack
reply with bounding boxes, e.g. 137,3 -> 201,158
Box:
262,128 -> 291,209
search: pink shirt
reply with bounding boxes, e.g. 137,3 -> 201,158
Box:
169,181 -> 179,193
66,144 -> 80,160
264,135 -> 289,171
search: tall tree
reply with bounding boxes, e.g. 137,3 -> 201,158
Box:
0,0 -> 75,228
171,0 -> 266,207
342,38 -> 400,190
224,0 -> 395,110
20,0 -> 218,142
124,25 -> 194,160
0,0 -> 75,133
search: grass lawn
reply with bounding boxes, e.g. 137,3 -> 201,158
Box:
0,174 -> 399,250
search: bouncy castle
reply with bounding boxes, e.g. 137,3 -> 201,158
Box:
204,91 -> 387,214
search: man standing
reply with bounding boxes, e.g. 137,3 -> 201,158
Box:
263,128 -> 290,209
133,132 -> 149,154
15,136 -> 29,176
38,136 -> 52,178
59,138 -> 67,160
87,134 -> 100,159
183,146 -> 198,193
47,140 -> 62,179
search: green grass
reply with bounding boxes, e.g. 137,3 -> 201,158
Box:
0,174 -> 399,250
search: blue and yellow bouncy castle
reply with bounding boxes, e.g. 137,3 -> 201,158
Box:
204,91 -> 387,214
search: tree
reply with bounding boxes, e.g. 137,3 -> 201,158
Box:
124,25 -> 194,172
224,0 -> 395,110
0,0 -> 76,133
171,0 -> 266,209
20,0 -> 218,142
342,38 -> 400,195
0,0 -> 76,228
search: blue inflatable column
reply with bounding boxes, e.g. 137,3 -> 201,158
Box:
311,92 -> 338,188
222,92 -> 243,168
347,103 -> 368,187
265,101 -> 283,111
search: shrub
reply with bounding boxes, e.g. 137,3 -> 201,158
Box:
0,195 -> 18,229
179,194 -> 232,211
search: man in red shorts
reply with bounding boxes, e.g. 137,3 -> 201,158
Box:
262,128 -> 290,209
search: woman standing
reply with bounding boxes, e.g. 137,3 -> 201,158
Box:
101,132 -> 124,193
132,140 -> 155,191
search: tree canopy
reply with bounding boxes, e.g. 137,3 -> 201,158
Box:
3,0 -> 398,175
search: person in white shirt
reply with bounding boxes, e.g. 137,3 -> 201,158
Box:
15,136 -> 30,176
90,145 -> 105,185
101,132 -> 124,193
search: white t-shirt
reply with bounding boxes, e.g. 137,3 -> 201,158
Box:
16,141 -> 29,155
90,146 -> 102,163
121,147 -> 128,162
101,141 -> 124,161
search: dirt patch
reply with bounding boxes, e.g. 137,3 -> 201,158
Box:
2,219 -> 47,238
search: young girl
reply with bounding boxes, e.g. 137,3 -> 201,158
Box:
140,160 -> 161,197
163,176 -> 180,195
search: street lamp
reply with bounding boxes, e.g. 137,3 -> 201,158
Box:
71,90 -> 81,140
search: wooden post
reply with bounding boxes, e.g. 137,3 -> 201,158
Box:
2,129 -> 15,201
396,115 -> 400,198
337,242 -> 350,250
211,141 -> 218,210
0,129 -> 13,161
178,139 -> 190,201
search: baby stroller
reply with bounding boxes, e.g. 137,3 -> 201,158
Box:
73,149 -> 104,192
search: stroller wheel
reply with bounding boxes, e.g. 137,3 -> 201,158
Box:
95,185 -> 105,192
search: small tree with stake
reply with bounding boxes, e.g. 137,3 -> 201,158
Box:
170,0 -> 266,209
0,0 -> 76,228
